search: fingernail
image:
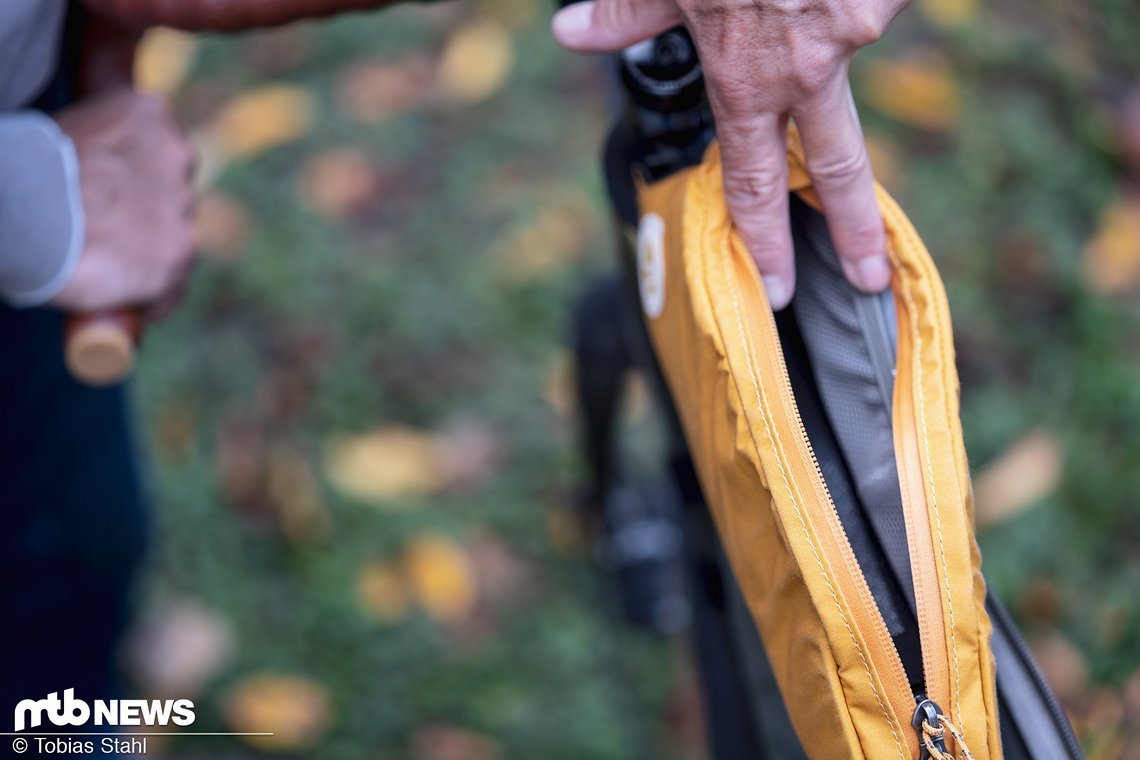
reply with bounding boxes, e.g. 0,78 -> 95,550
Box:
762,275 -> 792,311
552,3 -> 593,41
845,256 -> 891,292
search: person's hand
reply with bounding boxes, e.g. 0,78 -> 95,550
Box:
51,88 -> 197,317
553,0 -> 907,309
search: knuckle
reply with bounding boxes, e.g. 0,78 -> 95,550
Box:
746,243 -> 790,274
789,56 -> 834,96
807,147 -> 870,186
846,9 -> 886,46
835,220 -> 885,255
722,165 -> 787,209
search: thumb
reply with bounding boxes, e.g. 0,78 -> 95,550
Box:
552,0 -> 684,53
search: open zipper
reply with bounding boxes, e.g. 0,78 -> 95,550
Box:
728,211 -> 961,758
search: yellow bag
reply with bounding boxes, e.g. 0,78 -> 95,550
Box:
636,137 -> 1001,760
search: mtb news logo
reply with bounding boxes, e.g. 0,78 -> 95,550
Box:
13,689 -> 195,732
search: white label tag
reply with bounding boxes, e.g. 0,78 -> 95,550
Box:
637,213 -> 666,319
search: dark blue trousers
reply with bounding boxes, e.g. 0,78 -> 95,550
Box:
0,305 -> 148,734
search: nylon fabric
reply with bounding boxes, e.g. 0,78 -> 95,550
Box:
636,137 -> 1002,759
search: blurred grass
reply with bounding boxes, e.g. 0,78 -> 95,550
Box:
131,0 -> 1140,757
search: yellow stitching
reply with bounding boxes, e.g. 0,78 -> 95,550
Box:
717,227 -> 906,760
881,196 -> 964,729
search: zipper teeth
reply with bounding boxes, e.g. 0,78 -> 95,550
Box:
769,318 -> 916,711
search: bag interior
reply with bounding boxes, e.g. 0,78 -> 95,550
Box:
743,194 -> 1084,759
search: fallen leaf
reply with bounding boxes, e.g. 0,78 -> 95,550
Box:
974,429 -> 1064,527
325,426 -> 442,505
437,19 -> 514,104
1083,193 -> 1140,294
298,147 -> 385,220
135,28 -> 199,95
325,422 -> 500,505
403,534 -> 478,622
223,674 -> 331,751
335,54 -> 438,123
916,0 -> 980,28
195,193 -> 250,259
862,55 -> 960,132
202,84 -> 315,163
125,598 -> 235,698
412,724 -> 499,760
357,560 -> 410,622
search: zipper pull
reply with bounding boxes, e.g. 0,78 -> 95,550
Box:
913,696 -> 950,760
912,695 -> 978,760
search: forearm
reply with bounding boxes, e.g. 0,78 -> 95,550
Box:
80,0 -> 401,33
0,113 -> 85,307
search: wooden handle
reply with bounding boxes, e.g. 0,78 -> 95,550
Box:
65,312 -> 141,387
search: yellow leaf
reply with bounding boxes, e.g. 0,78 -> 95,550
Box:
357,561 -> 410,621
437,19 -> 514,104
205,85 -> 315,162
325,427 -> 442,504
223,674 -> 331,750
1083,194 -> 1140,294
862,56 -> 959,131
974,430 -> 1064,527
135,28 -> 199,95
916,0 -> 980,28
403,534 -> 478,622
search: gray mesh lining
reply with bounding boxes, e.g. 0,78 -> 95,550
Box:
788,197 -> 915,615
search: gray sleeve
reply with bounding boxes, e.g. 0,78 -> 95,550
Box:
0,110 -> 85,307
